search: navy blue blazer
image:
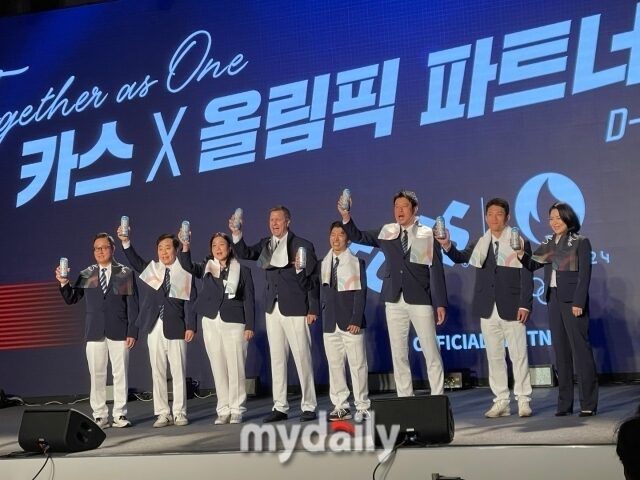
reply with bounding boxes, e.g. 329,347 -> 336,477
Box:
520,235 -> 592,309
178,250 -> 255,331
321,257 -> 367,333
341,219 -> 448,307
60,262 -> 139,341
123,245 -> 197,340
444,238 -> 534,320
233,231 -> 320,317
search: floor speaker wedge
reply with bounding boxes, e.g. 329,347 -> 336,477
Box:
371,395 -> 454,446
18,409 -> 106,453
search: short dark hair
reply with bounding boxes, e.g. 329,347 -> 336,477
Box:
209,232 -> 235,259
269,205 -> 291,221
156,233 -> 180,250
393,190 -> 419,209
485,198 -> 510,216
93,233 -> 115,248
329,221 -> 346,234
549,202 -> 581,233
617,413 -> 640,480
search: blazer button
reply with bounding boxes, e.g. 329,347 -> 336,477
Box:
400,269 -> 403,274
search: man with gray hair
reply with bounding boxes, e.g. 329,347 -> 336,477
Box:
230,205 -> 320,422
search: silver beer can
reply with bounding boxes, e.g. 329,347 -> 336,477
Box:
59,257 -> 69,278
510,227 -> 521,250
297,246 -> 307,269
120,215 -> 129,237
232,208 -> 243,230
180,220 -> 191,242
339,188 -> 351,211
434,216 -> 446,239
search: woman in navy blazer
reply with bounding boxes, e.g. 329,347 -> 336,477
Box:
179,232 -> 255,425
519,202 -> 598,417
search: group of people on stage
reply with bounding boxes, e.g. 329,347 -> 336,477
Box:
56,189 -> 599,429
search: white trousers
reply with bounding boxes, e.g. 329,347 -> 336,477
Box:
85,338 -> 129,419
202,314 -> 248,416
147,319 -> 187,417
266,302 -> 317,413
481,304 -> 532,401
323,326 -> 370,411
385,294 -> 444,396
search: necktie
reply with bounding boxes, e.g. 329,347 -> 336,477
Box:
401,229 -> 409,254
331,257 -> 339,289
164,268 -> 171,293
160,268 -> 170,320
99,268 -> 108,295
271,239 -> 279,253
494,241 -> 500,262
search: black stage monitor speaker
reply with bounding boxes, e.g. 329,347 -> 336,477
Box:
372,395 -> 454,446
18,409 -> 106,453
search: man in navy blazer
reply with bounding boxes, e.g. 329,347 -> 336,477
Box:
230,205 -> 319,422
321,221 -> 370,423
338,190 -> 447,397
56,233 -> 138,429
117,227 -> 196,428
438,198 -> 534,418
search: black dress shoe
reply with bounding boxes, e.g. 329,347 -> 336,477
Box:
300,411 -> 317,422
578,410 -> 596,417
555,411 -> 573,417
263,410 -> 288,423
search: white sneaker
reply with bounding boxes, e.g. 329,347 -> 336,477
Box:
174,414 -> 189,426
94,417 -> 110,429
153,414 -> 174,428
354,409 -> 371,423
230,414 -> 243,424
484,400 -> 511,418
214,415 -> 231,425
112,416 -> 132,428
518,400 -> 533,417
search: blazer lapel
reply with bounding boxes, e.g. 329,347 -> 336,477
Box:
286,232 -> 295,263
106,263 -> 121,295
486,243 -> 497,268
257,238 -> 273,269
213,274 -> 226,296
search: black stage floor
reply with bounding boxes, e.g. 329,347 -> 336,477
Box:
1,384 -> 638,458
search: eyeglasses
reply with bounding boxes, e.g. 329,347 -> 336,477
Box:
93,246 -> 112,252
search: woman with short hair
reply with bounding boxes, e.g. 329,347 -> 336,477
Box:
518,202 -> 598,417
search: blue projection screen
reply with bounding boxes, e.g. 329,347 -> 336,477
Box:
1,0 -> 639,396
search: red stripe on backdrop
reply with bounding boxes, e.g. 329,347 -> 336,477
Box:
0,282 -> 83,350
